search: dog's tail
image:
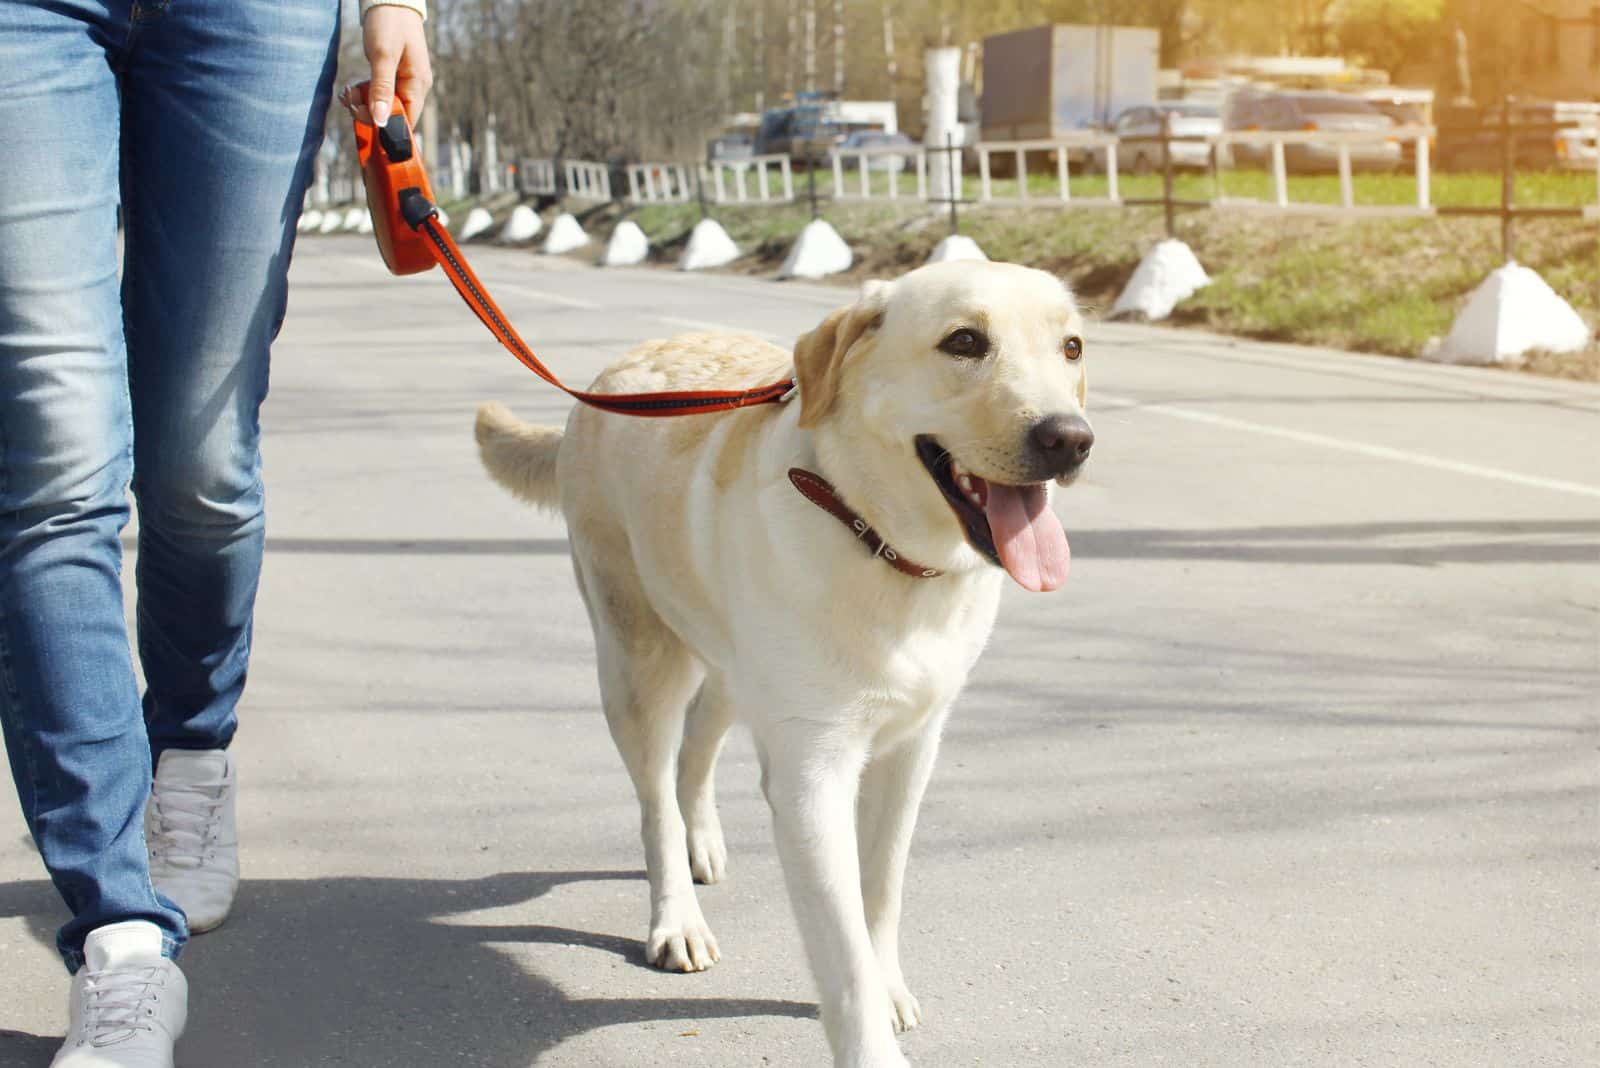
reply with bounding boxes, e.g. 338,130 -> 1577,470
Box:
474,402 -> 563,509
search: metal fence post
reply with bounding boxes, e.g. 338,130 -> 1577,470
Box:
1416,132 -> 1431,211
1501,94 -> 1516,263
1271,140 -> 1288,207
808,149 -> 820,221
1161,110 -> 1176,238
946,133 -> 959,235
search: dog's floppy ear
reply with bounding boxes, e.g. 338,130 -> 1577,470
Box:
793,283 -> 888,428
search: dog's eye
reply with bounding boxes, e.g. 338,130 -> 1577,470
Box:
939,328 -> 989,359
1064,336 -> 1084,361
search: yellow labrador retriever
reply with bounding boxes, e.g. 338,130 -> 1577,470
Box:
474,261 -> 1091,1067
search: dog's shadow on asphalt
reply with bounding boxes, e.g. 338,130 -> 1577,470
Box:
0,871 -> 816,1067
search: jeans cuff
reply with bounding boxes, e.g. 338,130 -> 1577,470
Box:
62,931 -> 185,974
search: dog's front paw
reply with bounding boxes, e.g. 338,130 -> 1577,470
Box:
885,975 -> 923,1034
686,811 -> 727,885
646,904 -> 721,973
840,1047 -> 911,1068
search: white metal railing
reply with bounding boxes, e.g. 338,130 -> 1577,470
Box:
829,146 -> 929,201
976,133 -> 1122,206
519,158 -> 557,196
563,160 -> 611,201
706,154 -> 795,204
1211,125 -> 1434,215
328,124 -> 1599,222
627,162 -> 698,204
629,155 -> 796,206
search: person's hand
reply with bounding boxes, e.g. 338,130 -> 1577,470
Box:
339,6 -> 432,128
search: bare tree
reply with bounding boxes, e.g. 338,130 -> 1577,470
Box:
882,1 -> 899,93
833,0 -> 846,94
804,1 -> 817,92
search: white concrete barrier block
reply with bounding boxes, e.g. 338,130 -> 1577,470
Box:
778,219 -> 852,280
298,210 -> 323,233
436,208 -> 450,229
355,209 -> 374,234
679,218 -> 740,271
497,204 -> 542,244
341,207 -> 366,232
927,234 -> 988,264
460,206 -> 495,241
1111,239 -> 1211,321
601,220 -> 650,267
317,210 -> 344,234
542,212 -> 590,254
1431,262 -> 1592,366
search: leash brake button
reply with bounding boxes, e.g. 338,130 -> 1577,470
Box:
377,113 -> 414,162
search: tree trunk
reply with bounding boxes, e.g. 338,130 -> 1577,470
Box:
881,1 -> 898,94
833,0 -> 844,95
719,3 -> 735,116
755,0 -> 767,112
804,2 -> 816,94
787,9 -> 798,96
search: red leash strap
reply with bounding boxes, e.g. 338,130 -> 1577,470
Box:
410,202 -> 795,418
356,93 -> 793,419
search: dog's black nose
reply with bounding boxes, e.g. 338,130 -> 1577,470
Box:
1030,414 -> 1094,471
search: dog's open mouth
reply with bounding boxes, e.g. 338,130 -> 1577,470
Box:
915,435 -> 1070,593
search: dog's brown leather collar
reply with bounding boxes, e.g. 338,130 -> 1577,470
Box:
788,468 -> 943,579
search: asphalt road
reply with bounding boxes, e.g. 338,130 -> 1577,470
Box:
2,238 -> 1597,1068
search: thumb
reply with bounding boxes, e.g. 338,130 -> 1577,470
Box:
368,59 -> 398,127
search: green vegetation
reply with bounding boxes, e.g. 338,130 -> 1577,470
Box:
979,167 -> 1599,209
616,171 -> 1600,380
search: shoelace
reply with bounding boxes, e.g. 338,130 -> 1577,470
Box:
81,967 -> 166,1046
149,779 -> 226,869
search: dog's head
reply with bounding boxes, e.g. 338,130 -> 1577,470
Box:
793,261 -> 1091,592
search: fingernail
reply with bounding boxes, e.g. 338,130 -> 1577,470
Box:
371,101 -> 390,126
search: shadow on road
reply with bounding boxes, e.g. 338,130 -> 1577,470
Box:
113,519 -> 1600,566
0,871 -> 815,1067
1070,518 -> 1600,565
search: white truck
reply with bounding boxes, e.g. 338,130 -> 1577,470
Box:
980,23 -> 1160,142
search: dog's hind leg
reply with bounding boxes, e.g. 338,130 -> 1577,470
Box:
857,711 -> 951,1035
678,676 -> 735,885
578,556 -> 719,974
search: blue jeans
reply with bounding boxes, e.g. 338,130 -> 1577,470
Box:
0,0 -> 338,971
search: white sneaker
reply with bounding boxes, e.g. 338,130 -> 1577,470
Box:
145,748 -> 239,933
52,921 -> 187,1067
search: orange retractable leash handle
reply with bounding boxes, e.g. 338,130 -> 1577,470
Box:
354,93 -> 796,417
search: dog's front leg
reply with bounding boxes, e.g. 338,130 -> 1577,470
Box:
858,713 -> 948,1035
757,723 -> 908,1068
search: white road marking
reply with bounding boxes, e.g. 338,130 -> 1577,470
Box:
1091,326 -> 1600,407
324,248 -> 605,310
488,283 -> 604,311
656,316 -> 781,341
1098,392 -> 1600,501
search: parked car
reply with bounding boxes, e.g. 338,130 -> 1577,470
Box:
1096,103 -> 1221,174
1435,99 -> 1600,171
1222,91 -> 1401,173
1367,98 -> 1429,164
836,130 -> 918,172
707,133 -> 755,164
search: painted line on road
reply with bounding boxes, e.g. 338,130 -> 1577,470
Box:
489,283 -> 604,311
1098,392 -> 1600,501
326,250 -> 605,310
656,316 -> 781,341
1092,326 -> 1600,408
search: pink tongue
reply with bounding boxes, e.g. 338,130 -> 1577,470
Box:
983,483 -> 1070,592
